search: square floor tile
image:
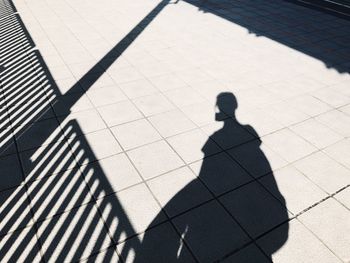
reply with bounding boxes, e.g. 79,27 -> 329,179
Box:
59,109 -> 107,137
0,186 -> 33,236
0,129 -> 16,156
164,87 -> 206,108
0,103 -> 10,129
148,167 -> 211,217
8,99 -> 55,127
69,129 -> 122,165
52,93 -> 93,116
149,48 -> 179,61
264,102 -> 309,127
148,73 -> 187,91
235,87 -> 279,108
190,152 -> 252,195
125,51 -> 158,68
111,119 -> 161,150
119,79 -> 158,99
220,181 -> 289,238
262,128 -> 317,163
299,198 -> 350,262
42,54 -> 65,69
60,49 -> 93,65
290,119 -> 343,149
260,165 -> 326,215
97,183 -> 166,243
330,81 -> 350,97
50,65 -> 74,80
288,94 -> 332,117
162,57 -> 193,72
167,129 -> 221,163
238,108 -> 285,137
133,93 -> 175,117
138,62 -> 172,78
20,140 -> 78,182
228,140 -> 288,178
55,77 -> 84,95
0,154 -> 23,191
313,87 -> 350,108
86,85 -> 127,107
117,222 -> 196,263
339,104 -> 350,115
175,68 -> 213,85
182,101 -> 224,127
257,220 -> 340,263
127,140 -> 184,179
105,57 -> 131,74
335,188 -> 350,210
307,66 -> 347,86
0,227 -> 42,262
323,138 -> 350,169
82,153 -> 142,199
15,118 -> 64,151
38,203 -> 112,262
28,168 -> 92,221
189,79 -> 229,104
148,109 -> 196,138
79,73 -> 116,91
80,247 -> 119,262
98,100 -> 143,127
109,66 -> 144,84
172,200 -> 250,262
294,151 -> 350,193
222,244 -> 270,263
316,110 -> 350,137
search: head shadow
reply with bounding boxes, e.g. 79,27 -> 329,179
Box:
132,92 -> 289,262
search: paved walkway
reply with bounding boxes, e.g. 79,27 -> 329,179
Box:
1,0 -> 350,262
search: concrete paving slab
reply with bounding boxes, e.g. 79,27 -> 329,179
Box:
299,198 -> 350,262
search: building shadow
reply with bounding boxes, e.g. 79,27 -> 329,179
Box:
183,0 -> 350,74
134,92 -> 289,262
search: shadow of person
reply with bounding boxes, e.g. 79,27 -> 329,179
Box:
132,92 -> 289,262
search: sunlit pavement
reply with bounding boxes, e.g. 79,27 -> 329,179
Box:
1,0 -> 350,262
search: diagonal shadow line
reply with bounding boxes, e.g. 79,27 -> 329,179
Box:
60,0 -> 171,107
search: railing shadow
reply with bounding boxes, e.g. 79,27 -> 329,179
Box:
1,0 -> 166,261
